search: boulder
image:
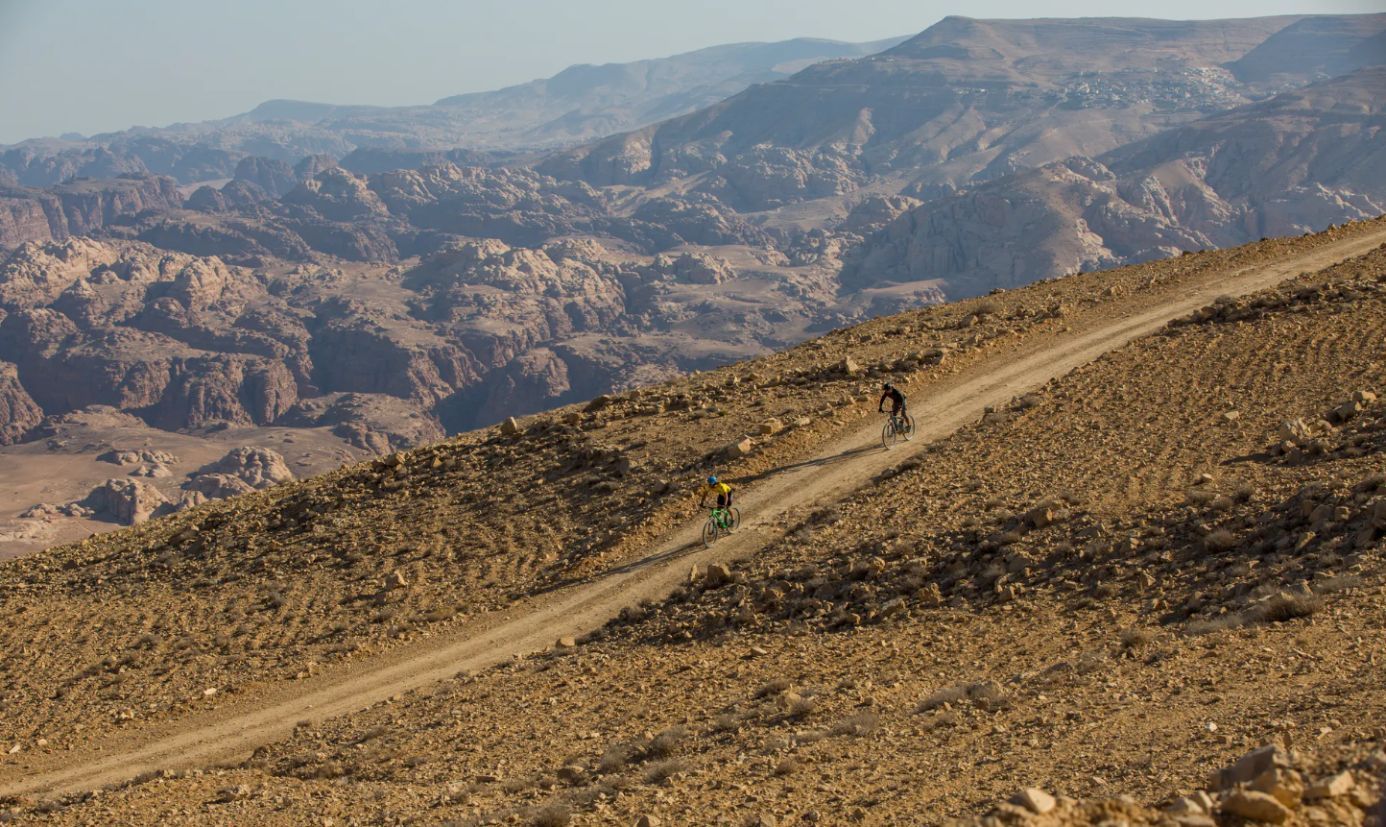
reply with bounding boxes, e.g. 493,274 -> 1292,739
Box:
720,437 -> 754,460
1213,744 -> 1292,790
1221,790 -> 1291,824
758,418 -> 783,436
499,416 -> 522,436
704,563 -> 732,587
1278,419 -> 1315,447
839,357 -> 862,377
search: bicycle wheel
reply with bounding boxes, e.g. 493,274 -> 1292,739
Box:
881,421 -> 897,448
901,414 -> 916,440
727,507 -> 741,531
702,518 -> 718,548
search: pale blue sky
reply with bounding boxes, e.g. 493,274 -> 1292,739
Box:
1,0 -> 1380,144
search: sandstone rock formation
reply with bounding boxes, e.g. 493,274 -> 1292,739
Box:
79,478 -> 170,525
0,361 -> 42,444
194,447 -> 294,490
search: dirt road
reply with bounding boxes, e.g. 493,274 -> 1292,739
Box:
5,228 -> 1384,798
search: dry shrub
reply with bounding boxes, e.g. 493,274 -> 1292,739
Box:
831,711 -> 880,737
917,681 -> 1007,712
974,298 -> 1003,316
755,678 -> 792,699
1250,593 -> 1323,624
1312,574 -> 1361,594
598,741 -> 639,774
643,759 -> 688,785
773,757 -> 801,776
1185,613 -> 1244,636
921,709 -> 960,731
530,803 -> 571,827
917,684 -> 968,712
1203,529 -> 1237,551
645,726 -> 687,759
785,694 -> 817,720
1119,627 -> 1155,650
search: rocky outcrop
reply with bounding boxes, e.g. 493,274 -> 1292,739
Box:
79,478 -> 170,525
0,361 -> 42,444
0,176 -> 183,249
192,447 -> 293,491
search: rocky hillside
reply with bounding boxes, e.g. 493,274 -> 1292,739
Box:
0,36 -> 904,188
0,220 -> 1381,824
844,68 -> 1386,296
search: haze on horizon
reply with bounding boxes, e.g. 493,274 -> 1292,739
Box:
0,0 -> 1381,145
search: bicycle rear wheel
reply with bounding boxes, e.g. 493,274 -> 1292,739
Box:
727,507 -> 741,531
702,519 -> 718,548
901,414 -> 916,440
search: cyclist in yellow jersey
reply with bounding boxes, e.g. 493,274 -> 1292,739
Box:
699,475 -> 734,515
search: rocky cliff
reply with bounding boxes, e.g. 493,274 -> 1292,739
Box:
0,175 -> 184,248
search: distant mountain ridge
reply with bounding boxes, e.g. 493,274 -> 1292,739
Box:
0,35 -> 906,187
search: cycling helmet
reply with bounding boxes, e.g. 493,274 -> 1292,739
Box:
882,382 -> 893,390
707,475 -> 719,485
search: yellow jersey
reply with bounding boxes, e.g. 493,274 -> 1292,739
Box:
704,481 -> 732,499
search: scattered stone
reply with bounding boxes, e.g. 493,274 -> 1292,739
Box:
1305,771 -> 1355,800
635,816 -> 662,827
1011,788 -> 1057,815
758,418 -> 783,436
555,636 -> 577,650
705,563 -> 732,587
1213,744 -> 1291,790
1251,766 -> 1304,808
839,357 -> 862,377
720,437 -> 754,460
585,395 -> 613,413
500,416 -> 521,436
1221,789 -> 1292,824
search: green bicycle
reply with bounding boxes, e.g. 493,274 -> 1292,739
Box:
882,411 -> 915,448
702,505 -> 741,547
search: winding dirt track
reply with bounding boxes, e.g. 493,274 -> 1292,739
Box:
5,229 -> 1385,798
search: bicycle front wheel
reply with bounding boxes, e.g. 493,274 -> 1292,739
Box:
881,421 -> 896,448
702,519 -> 718,548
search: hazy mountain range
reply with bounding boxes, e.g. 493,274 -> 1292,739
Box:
0,36 -> 906,188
